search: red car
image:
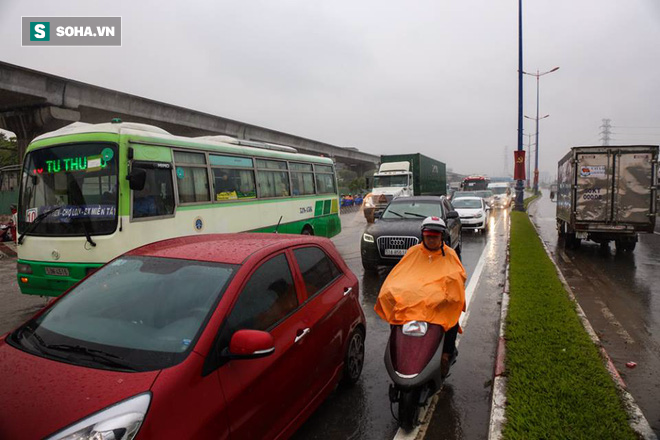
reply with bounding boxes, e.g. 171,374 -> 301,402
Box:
0,234 -> 365,440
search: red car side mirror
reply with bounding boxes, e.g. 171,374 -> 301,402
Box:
227,329 -> 275,359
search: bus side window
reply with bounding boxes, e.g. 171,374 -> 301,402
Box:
133,166 -> 175,219
213,168 -> 256,200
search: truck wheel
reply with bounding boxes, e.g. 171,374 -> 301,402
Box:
565,232 -> 581,250
557,221 -> 565,237
615,239 -> 636,252
563,232 -> 573,248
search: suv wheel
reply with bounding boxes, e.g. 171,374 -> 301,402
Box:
455,232 -> 462,260
362,259 -> 378,272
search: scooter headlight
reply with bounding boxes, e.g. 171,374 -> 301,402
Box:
46,393 -> 150,440
364,196 -> 374,208
402,321 -> 428,337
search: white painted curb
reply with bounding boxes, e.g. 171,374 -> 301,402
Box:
487,212 -> 511,440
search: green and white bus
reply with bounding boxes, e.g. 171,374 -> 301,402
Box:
17,121 -> 340,297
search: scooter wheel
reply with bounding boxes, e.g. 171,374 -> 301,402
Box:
398,389 -> 421,431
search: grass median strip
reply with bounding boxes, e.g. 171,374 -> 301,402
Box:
523,194 -> 540,210
503,212 -> 636,439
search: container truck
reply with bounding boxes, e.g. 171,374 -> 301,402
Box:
363,153 -> 446,222
557,145 -> 659,251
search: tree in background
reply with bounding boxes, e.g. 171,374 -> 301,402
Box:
348,177 -> 366,194
337,168 -> 358,186
0,133 -> 18,167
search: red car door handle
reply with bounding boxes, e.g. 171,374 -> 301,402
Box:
343,287 -> 353,296
294,328 -> 310,343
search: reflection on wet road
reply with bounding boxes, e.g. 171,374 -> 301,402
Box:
529,191 -> 660,436
294,206 -> 510,440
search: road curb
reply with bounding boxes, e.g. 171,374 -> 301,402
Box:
487,212 -> 510,440
527,201 -> 657,440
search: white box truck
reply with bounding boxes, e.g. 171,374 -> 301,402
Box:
557,145 -> 659,251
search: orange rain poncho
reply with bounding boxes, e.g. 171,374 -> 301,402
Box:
374,243 -> 467,331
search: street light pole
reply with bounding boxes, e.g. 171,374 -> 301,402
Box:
522,66 -> 559,195
534,71 -> 540,194
525,113 -> 549,191
514,0 -> 524,211
523,132 -> 535,188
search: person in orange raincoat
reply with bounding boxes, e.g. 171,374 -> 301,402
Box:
374,216 -> 466,376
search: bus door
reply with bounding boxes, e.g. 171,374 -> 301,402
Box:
130,162 -> 176,220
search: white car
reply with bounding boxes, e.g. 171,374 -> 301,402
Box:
487,182 -> 513,208
452,196 -> 490,232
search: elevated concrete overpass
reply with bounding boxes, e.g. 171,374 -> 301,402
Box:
0,61 -> 378,174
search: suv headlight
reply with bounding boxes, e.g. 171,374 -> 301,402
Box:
46,393 -> 151,440
362,233 -> 375,243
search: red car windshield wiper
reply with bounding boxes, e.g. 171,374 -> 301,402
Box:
44,344 -> 137,372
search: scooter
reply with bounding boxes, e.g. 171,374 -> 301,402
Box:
0,219 -> 15,242
385,321 -> 456,431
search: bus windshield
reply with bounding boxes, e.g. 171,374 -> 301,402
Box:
373,175 -> 408,188
19,143 -> 119,237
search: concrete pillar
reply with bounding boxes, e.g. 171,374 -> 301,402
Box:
0,106 -> 80,162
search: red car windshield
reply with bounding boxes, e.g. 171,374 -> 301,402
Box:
10,256 -> 236,372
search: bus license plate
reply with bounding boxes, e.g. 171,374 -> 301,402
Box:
45,267 -> 70,277
384,249 -> 407,256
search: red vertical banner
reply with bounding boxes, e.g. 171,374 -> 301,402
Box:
514,150 -> 526,180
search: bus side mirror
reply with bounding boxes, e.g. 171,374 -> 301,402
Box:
127,168 -> 147,191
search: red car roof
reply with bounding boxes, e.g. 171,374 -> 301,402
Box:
127,233 -> 328,265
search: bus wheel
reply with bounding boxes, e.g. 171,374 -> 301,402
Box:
301,226 -> 314,236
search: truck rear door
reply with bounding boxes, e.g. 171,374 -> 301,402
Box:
575,152 -> 612,222
613,150 -> 656,225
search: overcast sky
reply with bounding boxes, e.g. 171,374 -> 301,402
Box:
2,0 -> 660,178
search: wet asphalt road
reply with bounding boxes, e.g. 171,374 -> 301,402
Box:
529,191 -> 660,436
0,207 -> 510,440
0,254 -> 47,336
294,206 -> 509,440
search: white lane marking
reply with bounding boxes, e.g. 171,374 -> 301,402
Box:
460,243 -> 489,329
595,299 -> 635,345
560,250 -> 572,264
392,228 -> 492,440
